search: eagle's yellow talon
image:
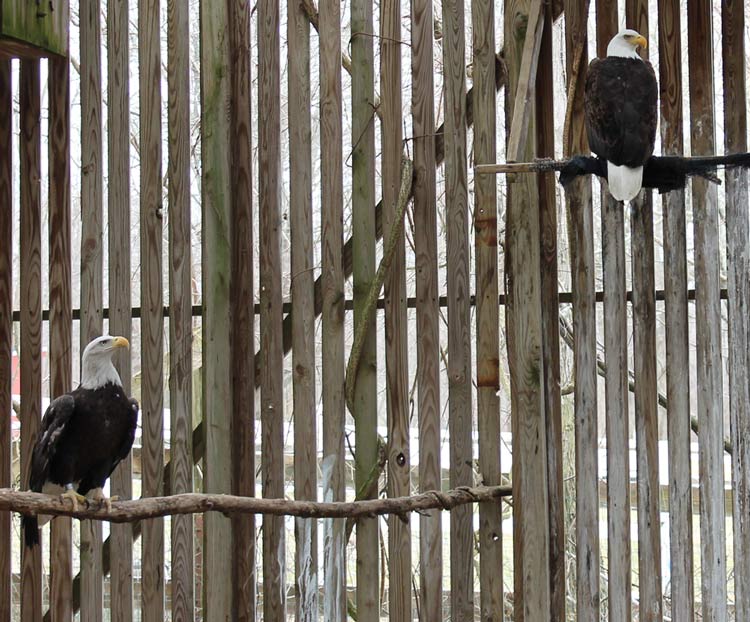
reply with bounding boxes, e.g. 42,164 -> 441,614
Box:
60,489 -> 86,512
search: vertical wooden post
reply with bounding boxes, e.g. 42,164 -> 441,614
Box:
411,0 -> 442,617
108,0 -> 133,617
320,0 -> 347,617
20,58 -> 43,622
381,0 -> 411,618
80,0 -> 105,615
351,0 -> 379,615
473,0 -> 502,618
229,0 -> 255,619
536,4 -> 563,618
0,58 -> 10,622
200,0 -> 234,616
722,2 -> 750,617
505,2 -> 550,620
169,0 -> 195,617
657,1 -> 693,618
49,55 -> 73,622
687,2 -> 727,619
562,1 -> 599,618
140,0 -> 165,617
258,0 -> 285,617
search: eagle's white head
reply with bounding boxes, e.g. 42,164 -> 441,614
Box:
607,29 -> 648,59
80,335 -> 129,390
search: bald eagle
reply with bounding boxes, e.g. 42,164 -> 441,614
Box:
584,29 -> 658,202
22,335 -> 138,547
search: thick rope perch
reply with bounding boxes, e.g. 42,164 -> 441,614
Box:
0,484 -> 511,523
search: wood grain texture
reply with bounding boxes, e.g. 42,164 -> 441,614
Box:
410,0 -> 442,618
107,0 -> 133,618
0,59 -> 10,622
20,59 -> 43,622
168,0 -> 194,618
80,1 -> 106,615
258,0 -> 286,617
473,0 -> 502,618
656,3 -> 693,616
441,0 -> 473,617
49,55 -> 73,622
536,6 -> 563,619
351,0 -> 379,616
199,0 -> 234,617
562,1 -> 599,618
687,3 -> 727,619
380,0 -> 411,618
721,3 -> 750,618
228,0 -> 255,619
505,2 -> 550,620
319,0 -> 347,618
288,0 -> 317,617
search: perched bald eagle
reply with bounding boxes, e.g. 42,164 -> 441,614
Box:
584,29 -> 658,202
23,335 -> 138,547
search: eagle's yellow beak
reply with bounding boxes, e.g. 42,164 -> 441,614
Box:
633,34 -> 647,50
112,336 -> 130,349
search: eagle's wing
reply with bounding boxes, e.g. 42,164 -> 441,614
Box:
106,397 -> 139,480
29,394 -> 76,491
584,58 -> 623,160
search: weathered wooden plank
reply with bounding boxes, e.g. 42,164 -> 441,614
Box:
473,0 -> 502,618
199,0 -> 234,617
80,0 -> 105,615
229,0 -> 255,619
168,0 -> 194,618
351,0 -> 379,616
288,0 -> 316,617
49,54 -> 73,622
441,0 -> 473,616
536,5 -> 563,618
687,2 -> 727,619
411,0 -> 441,617
380,0 -> 411,619
107,0 -> 133,618
319,0 -> 346,618
722,2 -> 750,618
139,0 -> 165,618
258,0 -> 286,617
562,1 -> 599,618
656,1 -> 693,616
19,58 -> 43,622
505,2 -> 550,620
0,0 -> 69,56
0,58 -> 10,622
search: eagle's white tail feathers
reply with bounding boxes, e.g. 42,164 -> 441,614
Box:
607,162 -> 643,202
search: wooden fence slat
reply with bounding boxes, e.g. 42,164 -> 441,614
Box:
20,58 -> 43,622
473,0 -> 503,617
49,55 -> 73,622
562,2 -> 599,618
259,0 -> 286,617
288,0 -> 317,617
656,1 -> 694,617
687,3 -> 727,619
0,58 -> 11,622
107,0 -> 133,617
140,0 -> 165,617
441,0 -> 473,617
351,0 -> 379,616
722,2 -> 750,617
505,2 -> 551,620
380,0 -> 411,618
200,0 -> 233,616
411,0 -> 442,617
319,0 -> 347,618
229,0 -> 255,619
80,0 -> 105,614
168,0 -> 194,617
536,5 -> 564,618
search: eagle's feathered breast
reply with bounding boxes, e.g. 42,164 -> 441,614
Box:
584,57 -> 658,167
